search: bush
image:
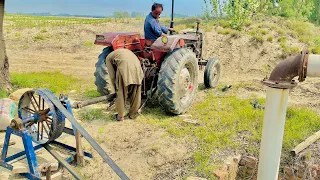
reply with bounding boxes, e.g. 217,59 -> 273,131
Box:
267,36 -> 274,42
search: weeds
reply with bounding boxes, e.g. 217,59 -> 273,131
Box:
252,34 -> 264,43
259,29 -> 268,35
277,29 -> 286,35
78,108 -> 112,122
217,28 -> 232,35
78,108 -> 104,122
33,33 -> 46,41
267,35 -> 274,42
82,41 -> 94,47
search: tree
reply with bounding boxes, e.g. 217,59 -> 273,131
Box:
123,12 -> 130,23
0,0 -> 10,91
204,0 -> 260,30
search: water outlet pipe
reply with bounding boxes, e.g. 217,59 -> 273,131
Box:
257,50 -> 320,180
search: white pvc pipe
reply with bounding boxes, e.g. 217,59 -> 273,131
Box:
307,54 -> 320,77
257,87 -> 289,180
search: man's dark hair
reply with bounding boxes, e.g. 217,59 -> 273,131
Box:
152,3 -> 163,11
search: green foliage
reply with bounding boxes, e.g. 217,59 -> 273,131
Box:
0,89 -> 8,98
205,0 -> 260,30
225,0 -> 260,30
204,0 -> 320,28
11,71 -> 81,94
113,11 -> 131,23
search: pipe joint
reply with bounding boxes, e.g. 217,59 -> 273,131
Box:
262,49 -> 309,89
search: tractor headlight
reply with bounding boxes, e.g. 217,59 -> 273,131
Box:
161,36 -> 168,44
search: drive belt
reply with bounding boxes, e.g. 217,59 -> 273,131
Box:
39,89 -> 129,180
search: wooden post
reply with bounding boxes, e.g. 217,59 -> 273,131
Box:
75,130 -> 85,166
46,165 -> 51,180
291,130 -> 320,156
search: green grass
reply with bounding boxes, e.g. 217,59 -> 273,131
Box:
33,33 -> 47,41
252,34 -> 264,43
4,14 -> 113,28
84,89 -> 101,98
141,89 -> 320,178
0,89 -> 8,98
82,41 -> 94,47
277,29 -> 286,35
78,108 -> 113,122
11,71 -> 81,94
267,35 -> 274,42
259,29 -> 268,35
217,28 -> 231,35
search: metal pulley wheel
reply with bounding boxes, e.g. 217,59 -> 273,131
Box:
18,89 -> 65,144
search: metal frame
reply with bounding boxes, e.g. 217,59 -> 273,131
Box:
0,94 -> 93,180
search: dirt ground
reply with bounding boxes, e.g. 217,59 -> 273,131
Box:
2,20 -> 320,179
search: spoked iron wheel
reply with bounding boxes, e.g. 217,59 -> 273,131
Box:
18,90 -> 65,144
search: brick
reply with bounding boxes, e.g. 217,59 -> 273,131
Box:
233,155 -> 241,164
228,156 -> 240,180
296,164 -> 305,178
186,177 -> 207,180
284,166 -> 295,180
239,156 -> 257,169
213,170 -> 228,180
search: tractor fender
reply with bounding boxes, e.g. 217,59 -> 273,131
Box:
150,35 -> 185,52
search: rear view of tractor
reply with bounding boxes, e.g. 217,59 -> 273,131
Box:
93,9 -> 221,115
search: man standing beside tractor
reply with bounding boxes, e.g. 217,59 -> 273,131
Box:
144,3 -> 175,44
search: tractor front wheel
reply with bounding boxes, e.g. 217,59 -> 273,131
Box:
204,58 -> 221,88
157,48 -> 199,115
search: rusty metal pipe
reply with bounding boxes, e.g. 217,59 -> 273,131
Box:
268,54 -> 302,82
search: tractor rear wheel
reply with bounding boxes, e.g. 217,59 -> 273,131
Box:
204,58 -> 221,88
157,48 -> 199,115
94,46 -> 113,96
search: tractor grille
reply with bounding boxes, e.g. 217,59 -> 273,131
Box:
96,35 -> 105,41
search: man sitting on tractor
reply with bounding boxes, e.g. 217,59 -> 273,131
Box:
105,48 -> 144,121
144,3 -> 174,45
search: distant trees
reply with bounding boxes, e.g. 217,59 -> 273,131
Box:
204,0 -> 320,29
113,11 -> 131,23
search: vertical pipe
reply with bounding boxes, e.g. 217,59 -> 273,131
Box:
307,54 -> 320,77
170,0 -> 174,35
257,87 -> 289,180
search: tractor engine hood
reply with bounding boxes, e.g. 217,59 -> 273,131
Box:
151,35 -> 197,52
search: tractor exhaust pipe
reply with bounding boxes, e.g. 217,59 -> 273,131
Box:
170,0 -> 174,35
257,50 -> 320,180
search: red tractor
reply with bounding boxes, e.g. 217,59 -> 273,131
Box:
93,16 -> 221,115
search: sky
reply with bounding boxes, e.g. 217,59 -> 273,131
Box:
5,0 -> 206,16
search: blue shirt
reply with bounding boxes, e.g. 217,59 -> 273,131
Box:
144,13 -> 169,40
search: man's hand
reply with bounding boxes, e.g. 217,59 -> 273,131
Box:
168,28 -> 175,32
